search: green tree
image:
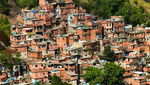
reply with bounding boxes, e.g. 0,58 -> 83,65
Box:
0,49 -> 21,76
0,0 -> 8,14
99,45 -> 116,62
0,14 -> 11,50
51,75 -> 71,85
74,0 -> 150,26
84,62 -> 125,85
147,21 -> 150,27
15,0 -> 39,9
84,67 -> 101,83
103,62 -> 125,85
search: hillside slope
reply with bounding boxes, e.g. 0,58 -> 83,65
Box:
130,0 -> 150,14
7,0 -> 21,24
0,0 -> 21,50
74,0 -> 150,26
0,0 -> 150,50
0,14 -> 11,50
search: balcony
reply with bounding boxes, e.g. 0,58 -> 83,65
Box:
36,29 -> 43,32
71,52 -> 79,56
138,53 -> 145,58
70,24 -> 83,27
78,9 -> 86,13
114,30 -> 124,33
27,32 -> 35,35
123,72 -> 133,77
116,54 -> 124,58
126,48 -> 133,52
146,64 -> 150,67
82,55 -> 92,59
11,43 -> 28,48
139,47 -> 145,51
31,68 -> 48,73
32,41 -> 47,46
84,22 -> 98,26
83,31 -> 90,35
124,60 -> 137,65
64,66 -> 76,70
143,67 -> 150,72
51,68 -> 65,71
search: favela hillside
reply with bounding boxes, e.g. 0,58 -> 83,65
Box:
0,0 -> 150,85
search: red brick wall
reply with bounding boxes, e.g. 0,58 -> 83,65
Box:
28,52 -> 42,58
39,0 -> 46,6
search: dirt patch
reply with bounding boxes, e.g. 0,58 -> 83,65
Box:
6,15 -> 19,25
6,0 -> 21,25
0,31 -> 10,50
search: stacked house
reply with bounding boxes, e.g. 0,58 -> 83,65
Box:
4,0 -> 150,85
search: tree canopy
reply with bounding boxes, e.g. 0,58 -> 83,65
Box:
84,62 -> 125,85
74,0 -> 150,26
50,75 -> 71,85
0,49 -> 21,68
99,45 -> 116,62
0,0 -> 8,14
15,0 -> 39,9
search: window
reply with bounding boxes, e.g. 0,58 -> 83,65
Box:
84,30 -> 87,32
13,28 -> 16,30
63,38 -> 64,40
47,21 -> 49,24
39,46 -> 40,49
33,21 -> 35,24
0,72 -> 3,75
35,65 -> 38,67
41,65 -> 43,67
42,45 -> 46,48
117,22 -> 119,24
17,36 -> 21,40
29,35 -> 31,38
38,21 -> 40,24
107,24 -> 108,26
43,73 -> 46,77
34,39 -> 38,42
83,45 -> 85,47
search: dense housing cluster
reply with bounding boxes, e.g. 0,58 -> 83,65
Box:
1,0 -> 150,85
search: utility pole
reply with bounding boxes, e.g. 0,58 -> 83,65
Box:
77,55 -> 80,85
